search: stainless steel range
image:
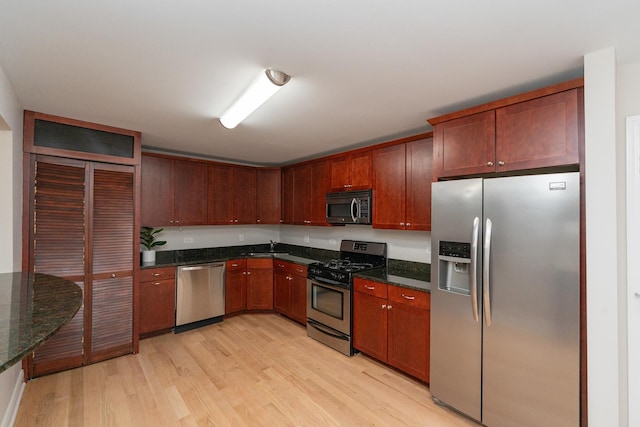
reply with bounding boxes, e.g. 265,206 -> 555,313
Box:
306,240 -> 387,355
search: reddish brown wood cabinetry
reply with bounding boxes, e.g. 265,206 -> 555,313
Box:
430,81 -> 582,179
246,258 -> 274,310
208,164 -> 257,224
330,151 -> 371,191
373,137 -> 433,230
225,259 -> 247,315
256,168 -> 281,224
282,160 -> 330,225
139,267 -> 176,337
353,278 -> 431,383
141,155 -> 207,226
274,261 -> 307,325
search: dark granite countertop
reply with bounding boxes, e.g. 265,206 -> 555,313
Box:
140,243 -> 431,292
0,273 -> 82,373
355,259 -> 431,292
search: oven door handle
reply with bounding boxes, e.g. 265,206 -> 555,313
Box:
307,319 -> 349,341
309,276 -> 350,289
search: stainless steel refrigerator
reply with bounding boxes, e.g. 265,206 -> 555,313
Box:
430,172 -> 580,427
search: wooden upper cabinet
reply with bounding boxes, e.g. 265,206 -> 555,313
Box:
234,167 -> 257,224
208,164 -> 256,224
292,165 -> 311,225
173,159 -> 208,226
372,137 -> 433,231
281,168 -> 294,224
431,80 -> 583,179
141,155 -> 174,226
309,160 -> 331,225
372,144 -> 406,230
433,110 -> 496,178
406,138 -> 433,231
495,89 -> 579,172
256,168 -> 281,224
330,151 -> 371,191
141,155 -> 207,226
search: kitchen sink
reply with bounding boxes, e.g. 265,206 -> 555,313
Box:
245,252 -> 289,258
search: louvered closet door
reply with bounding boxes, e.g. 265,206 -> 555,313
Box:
30,156 -> 87,376
89,164 -> 135,363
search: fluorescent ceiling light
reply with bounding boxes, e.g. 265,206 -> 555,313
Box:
219,69 -> 291,129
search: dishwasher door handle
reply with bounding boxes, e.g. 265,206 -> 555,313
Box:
179,263 -> 225,271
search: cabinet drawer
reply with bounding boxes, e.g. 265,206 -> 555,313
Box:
388,285 -> 430,310
246,258 -> 273,269
289,263 -> 307,277
226,259 -> 247,271
139,266 -> 175,282
353,278 -> 387,299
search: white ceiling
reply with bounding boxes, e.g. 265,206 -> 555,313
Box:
1,1 -> 639,166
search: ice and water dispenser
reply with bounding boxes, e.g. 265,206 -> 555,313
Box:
438,241 -> 472,295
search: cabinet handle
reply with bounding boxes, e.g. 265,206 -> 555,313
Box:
497,160 -> 505,166
257,219 -> 261,223
169,220 -> 174,224
401,294 -> 415,300
406,222 -> 411,227
364,285 -> 375,290
242,271 -> 247,275
152,281 -> 163,286
229,219 -> 234,223
111,273 -> 116,278
247,271 -> 251,275
400,222 -> 405,226
486,161 -> 494,167
381,304 -> 386,309
387,305 -> 392,310
152,273 -> 161,277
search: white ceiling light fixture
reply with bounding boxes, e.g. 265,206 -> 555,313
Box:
219,68 -> 291,129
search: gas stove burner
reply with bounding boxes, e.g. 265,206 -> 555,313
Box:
323,259 -> 375,272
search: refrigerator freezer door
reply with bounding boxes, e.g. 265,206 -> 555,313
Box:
430,178 -> 483,422
482,173 -> 580,427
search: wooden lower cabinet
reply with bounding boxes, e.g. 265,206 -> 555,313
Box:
274,261 -> 307,325
353,278 -> 431,383
225,259 -> 247,315
139,267 -> 176,337
246,258 -> 274,310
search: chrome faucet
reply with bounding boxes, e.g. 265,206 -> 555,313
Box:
270,240 -> 276,251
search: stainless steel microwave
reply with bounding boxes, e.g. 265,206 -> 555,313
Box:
326,189 -> 372,225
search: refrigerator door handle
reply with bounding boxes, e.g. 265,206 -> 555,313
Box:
470,216 -> 480,322
483,217 -> 493,326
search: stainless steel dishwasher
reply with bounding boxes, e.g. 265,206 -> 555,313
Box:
175,262 -> 225,333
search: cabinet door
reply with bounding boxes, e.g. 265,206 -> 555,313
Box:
292,165 -> 311,224
496,89 -> 579,171
353,291 -> 388,362
141,155 -> 174,226
90,165 -> 135,364
309,160 -> 330,225
207,164 -> 234,224
29,157 -> 86,377
349,151 -> 372,190
274,272 -> 290,314
246,269 -> 274,310
289,275 -> 307,325
173,159 -> 208,226
281,168 -> 294,224
406,138 -> 433,231
330,155 -> 350,190
388,301 -> 430,382
225,269 -> 247,315
256,168 -> 281,224
140,278 -> 176,335
234,167 -> 257,224
372,144 -> 406,230
434,110 -> 496,178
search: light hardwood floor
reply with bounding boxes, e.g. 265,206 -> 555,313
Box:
15,314 -> 477,426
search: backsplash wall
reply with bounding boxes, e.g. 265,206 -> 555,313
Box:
155,224 -> 431,264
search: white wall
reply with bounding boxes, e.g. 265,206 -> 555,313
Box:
158,225 -> 280,251
0,64 -> 25,427
280,225 -> 431,263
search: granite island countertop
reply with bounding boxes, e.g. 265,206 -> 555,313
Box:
0,273 -> 82,373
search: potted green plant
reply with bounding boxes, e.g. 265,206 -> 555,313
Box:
140,226 -> 167,263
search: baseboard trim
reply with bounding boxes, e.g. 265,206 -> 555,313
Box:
0,368 -> 25,427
